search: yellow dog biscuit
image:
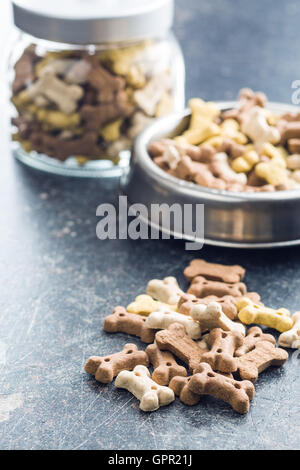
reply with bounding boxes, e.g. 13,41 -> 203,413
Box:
175,99 -> 220,145
255,161 -> 288,186
231,150 -> 259,173
220,119 -> 248,145
261,142 -> 287,167
127,295 -> 177,316
100,119 -> 123,141
237,297 -> 293,333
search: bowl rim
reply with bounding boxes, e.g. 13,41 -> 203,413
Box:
134,100 -> 300,202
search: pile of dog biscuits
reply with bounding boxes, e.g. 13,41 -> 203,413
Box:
149,88 -> 300,192
11,41 -> 174,163
85,259 -> 299,414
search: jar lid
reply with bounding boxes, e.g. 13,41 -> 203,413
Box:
12,0 -> 174,44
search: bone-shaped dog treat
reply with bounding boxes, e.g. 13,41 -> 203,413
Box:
155,323 -> 205,372
235,326 -> 276,357
201,328 -> 244,373
237,297 -> 293,333
255,161 -> 289,186
26,72 -> 84,115
236,341 -> 288,382
134,71 -> 172,116
187,363 -> 255,414
169,370 -> 233,406
148,139 -> 216,164
288,138 -> 300,154
65,59 -> 92,84
217,138 -> 246,159
261,142 -> 287,168
13,46 -> 37,94
127,295 -> 177,316
84,344 -> 149,383
87,60 -> 125,103
145,343 -> 187,386
146,308 -> 202,340
278,312 -> 300,349
103,307 -> 155,343
175,99 -> 220,146
222,88 -> 267,123
210,153 -> 247,185
162,145 -> 182,170
178,293 -> 238,320
241,106 -> 280,151
29,131 -> 100,161
146,276 -> 184,305
115,365 -> 175,412
220,119 -> 248,145
184,259 -> 245,283
188,276 -> 247,299
174,156 -> 226,190
81,99 -> 133,130
169,376 -> 200,406
279,121 -> 300,144
286,154 -> 300,170
190,302 -> 246,335
231,149 -> 259,173
37,58 -> 76,78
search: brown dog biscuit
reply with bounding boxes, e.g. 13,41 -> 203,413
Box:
184,259 -> 245,283
85,343 -> 149,383
222,88 -> 266,124
186,144 -> 216,163
29,131 -> 100,160
174,156 -> 224,188
13,46 -> 37,95
217,138 -> 246,159
169,376 -> 200,405
235,326 -> 276,357
279,121 -> 300,144
145,343 -> 187,386
288,138 -> 300,154
178,293 -> 238,321
104,306 -> 156,344
237,341 -> 288,382
87,59 -> 125,103
81,98 -> 133,131
155,323 -> 204,372
200,328 -> 244,373
187,362 -> 255,414
188,276 -> 247,298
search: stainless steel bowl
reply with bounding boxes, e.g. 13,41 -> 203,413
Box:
121,101 -> 300,248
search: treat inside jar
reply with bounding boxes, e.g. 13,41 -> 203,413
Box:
11,40 -> 175,165
149,88 -> 300,192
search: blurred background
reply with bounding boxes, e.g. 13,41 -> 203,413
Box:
2,0 -> 300,103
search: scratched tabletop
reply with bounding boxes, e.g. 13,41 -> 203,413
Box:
1,0 -> 300,450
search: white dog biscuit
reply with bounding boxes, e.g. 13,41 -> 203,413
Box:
146,308 -> 202,340
115,365 -> 175,412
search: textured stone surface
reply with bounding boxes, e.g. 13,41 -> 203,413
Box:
0,0 -> 300,450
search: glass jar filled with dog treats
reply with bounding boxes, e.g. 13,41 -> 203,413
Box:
9,0 -> 185,177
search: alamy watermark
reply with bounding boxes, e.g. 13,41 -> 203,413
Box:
291,80 -> 300,104
96,196 -> 204,251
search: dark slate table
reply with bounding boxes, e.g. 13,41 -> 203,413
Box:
1,0 -> 300,450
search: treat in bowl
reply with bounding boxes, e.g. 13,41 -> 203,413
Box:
149,88 -> 300,192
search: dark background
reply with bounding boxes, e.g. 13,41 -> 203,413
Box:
0,0 -> 300,450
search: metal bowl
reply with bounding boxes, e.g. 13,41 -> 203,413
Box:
121,101 -> 300,248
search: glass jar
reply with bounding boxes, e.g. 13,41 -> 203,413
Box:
9,0 -> 185,177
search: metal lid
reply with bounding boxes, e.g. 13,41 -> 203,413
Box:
12,0 -> 174,44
